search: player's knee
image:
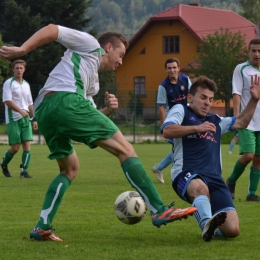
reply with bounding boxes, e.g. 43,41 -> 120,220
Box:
60,163 -> 79,181
222,217 -> 240,238
225,225 -> 240,238
241,153 -> 254,163
10,145 -> 20,154
122,142 -> 137,158
252,155 -> 260,165
64,170 -> 78,181
187,179 -> 209,199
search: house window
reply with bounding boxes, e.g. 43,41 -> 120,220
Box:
134,76 -> 146,95
163,36 -> 180,53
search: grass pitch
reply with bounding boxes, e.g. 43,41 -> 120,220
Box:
0,143 -> 259,260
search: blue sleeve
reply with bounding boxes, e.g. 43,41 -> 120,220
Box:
157,85 -> 167,106
219,116 -> 236,135
161,104 -> 185,132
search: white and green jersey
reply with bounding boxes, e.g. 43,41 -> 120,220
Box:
34,25 -> 105,110
232,60 -> 260,131
2,77 -> 33,124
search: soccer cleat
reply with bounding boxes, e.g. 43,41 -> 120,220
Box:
152,204 -> 197,227
20,172 -> 34,178
151,165 -> 164,183
226,177 -> 235,199
30,225 -> 63,242
20,164 -> 33,178
202,211 -> 227,242
228,151 -> 232,154
1,163 -> 12,177
246,195 -> 260,202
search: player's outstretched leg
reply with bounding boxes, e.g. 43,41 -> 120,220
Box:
202,211 -> 227,242
122,157 -> 197,227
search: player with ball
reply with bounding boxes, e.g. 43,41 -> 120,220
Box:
0,24 -> 197,241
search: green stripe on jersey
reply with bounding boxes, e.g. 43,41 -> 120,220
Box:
89,47 -> 105,55
71,53 -> 84,96
240,61 -> 250,81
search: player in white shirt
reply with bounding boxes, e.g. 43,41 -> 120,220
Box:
0,24 -> 196,242
1,59 -> 38,178
226,39 -> 260,202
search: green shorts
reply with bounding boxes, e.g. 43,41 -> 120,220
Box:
238,129 -> 260,155
35,92 -> 119,160
6,117 -> 33,145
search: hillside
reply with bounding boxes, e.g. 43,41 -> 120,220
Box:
86,0 -> 241,39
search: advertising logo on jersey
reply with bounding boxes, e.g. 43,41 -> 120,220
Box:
180,85 -> 186,91
187,117 -> 217,143
187,131 -> 217,143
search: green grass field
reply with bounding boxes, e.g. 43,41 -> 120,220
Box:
0,143 -> 259,260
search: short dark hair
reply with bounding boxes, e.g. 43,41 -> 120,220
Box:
248,39 -> 260,50
98,32 -> 128,49
164,58 -> 180,68
12,59 -> 26,69
189,76 -> 218,95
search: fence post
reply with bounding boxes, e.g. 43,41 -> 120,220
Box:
133,88 -> 136,143
37,85 -> 42,144
155,90 -> 158,142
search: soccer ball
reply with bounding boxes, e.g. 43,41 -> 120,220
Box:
114,191 -> 147,225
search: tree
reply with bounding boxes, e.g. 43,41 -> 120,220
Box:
0,35 -> 11,86
0,0 -> 94,85
188,28 -> 248,116
239,0 -> 260,25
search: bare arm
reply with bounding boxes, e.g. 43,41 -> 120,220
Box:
233,94 -> 241,116
0,24 -> 59,60
28,105 -> 38,130
163,121 -> 216,139
233,75 -> 260,129
28,104 -> 34,118
232,98 -> 259,129
99,92 -> 118,117
158,105 -> 166,125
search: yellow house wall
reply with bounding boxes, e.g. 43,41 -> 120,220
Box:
116,20 -> 200,108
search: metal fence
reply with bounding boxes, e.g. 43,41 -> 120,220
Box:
0,85 -> 226,143
0,85 -> 162,142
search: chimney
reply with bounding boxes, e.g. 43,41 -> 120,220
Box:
189,3 -> 202,7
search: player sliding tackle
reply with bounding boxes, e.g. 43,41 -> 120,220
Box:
0,24 -> 197,242
161,75 -> 260,241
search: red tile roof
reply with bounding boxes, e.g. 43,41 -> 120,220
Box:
129,4 -> 257,50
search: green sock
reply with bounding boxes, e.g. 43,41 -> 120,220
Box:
248,167 -> 260,196
121,157 -> 164,214
38,174 -> 71,230
229,160 -> 246,183
1,150 -> 14,166
21,151 -> 31,173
